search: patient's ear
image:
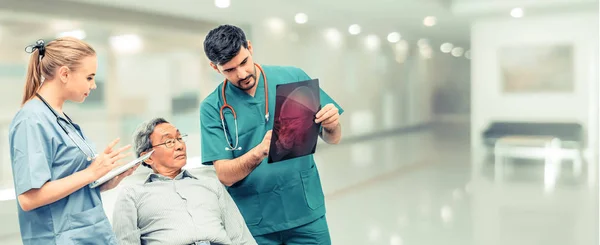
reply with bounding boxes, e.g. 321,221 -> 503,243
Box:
140,151 -> 154,166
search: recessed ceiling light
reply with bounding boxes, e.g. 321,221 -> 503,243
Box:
510,8 -> 524,18
451,47 -> 464,57
109,34 -> 143,54
420,45 -> 432,59
215,0 -> 230,8
324,28 -> 342,47
57,29 -> 86,39
423,16 -> 437,27
51,20 -> 78,32
365,34 -> 380,51
440,42 -> 453,53
395,40 -> 408,51
464,50 -> 471,59
294,13 -> 308,24
266,18 -> 285,33
348,24 -> 361,35
387,32 -> 401,43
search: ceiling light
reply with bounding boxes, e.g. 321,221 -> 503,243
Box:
109,34 -> 143,54
419,45 -> 432,59
395,40 -> 408,51
395,40 -> 409,63
368,226 -> 382,242
451,47 -> 464,57
464,50 -> 471,59
440,205 -> 453,223
215,0 -> 230,8
348,24 -> 361,35
266,18 -> 285,33
294,13 -> 308,24
365,34 -> 380,51
387,32 -> 401,43
324,28 -> 342,47
51,20 -> 77,31
57,29 -> 86,39
390,234 -> 403,245
440,42 -> 453,53
510,8 -> 524,18
423,16 -> 437,27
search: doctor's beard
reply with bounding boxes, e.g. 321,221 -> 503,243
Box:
237,74 -> 256,91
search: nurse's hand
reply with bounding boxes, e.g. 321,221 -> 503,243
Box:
86,138 -> 132,180
315,103 -> 340,131
99,163 -> 141,192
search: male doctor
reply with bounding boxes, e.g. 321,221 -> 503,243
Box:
199,24 -> 344,244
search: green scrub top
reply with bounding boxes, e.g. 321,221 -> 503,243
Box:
200,65 -> 344,236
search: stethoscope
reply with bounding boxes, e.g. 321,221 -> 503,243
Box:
220,63 -> 269,151
36,93 -> 97,161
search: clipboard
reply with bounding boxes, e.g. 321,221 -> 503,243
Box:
268,79 -> 321,163
89,150 -> 154,188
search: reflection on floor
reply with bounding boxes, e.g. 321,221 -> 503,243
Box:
0,122 -> 597,245
321,122 -> 597,245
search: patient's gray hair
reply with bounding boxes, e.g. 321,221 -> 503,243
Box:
132,117 -> 169,168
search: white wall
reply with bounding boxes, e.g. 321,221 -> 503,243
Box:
470,12 -> 599,174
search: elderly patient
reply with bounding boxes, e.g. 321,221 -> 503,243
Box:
112,118 -> 256,245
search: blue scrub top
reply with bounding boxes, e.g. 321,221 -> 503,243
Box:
200,65 -> 344,236
8,99 -> 117,245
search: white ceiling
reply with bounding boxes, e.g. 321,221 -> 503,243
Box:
59,0 -> 598,47
0,0 -> 597,52
59,0 -> 471,45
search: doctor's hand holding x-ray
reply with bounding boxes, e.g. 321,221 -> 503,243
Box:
315,103 -> 342,144
237,103 -> 340,171
209,102 -> 341,187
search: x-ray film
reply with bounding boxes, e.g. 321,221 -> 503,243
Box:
268,79 -> 321,163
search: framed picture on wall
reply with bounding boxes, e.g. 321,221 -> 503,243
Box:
498,44 -> 574,93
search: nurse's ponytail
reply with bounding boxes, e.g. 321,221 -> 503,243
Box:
21,37 -> 96,106
22,46 -> 43,106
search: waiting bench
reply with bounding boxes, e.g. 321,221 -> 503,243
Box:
481,122 -> 585,188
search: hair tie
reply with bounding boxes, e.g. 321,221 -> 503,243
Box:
24,39 -> 46,59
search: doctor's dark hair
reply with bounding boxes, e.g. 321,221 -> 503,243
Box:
22,37 -> 96,106
132,117 -> 169,169
203,24 -> 249,65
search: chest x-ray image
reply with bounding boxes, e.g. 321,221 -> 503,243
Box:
268,79 -> 321,163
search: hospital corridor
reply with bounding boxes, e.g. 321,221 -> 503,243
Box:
0,0 -> 598,244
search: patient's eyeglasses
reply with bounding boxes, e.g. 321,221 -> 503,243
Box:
152,134 -> 188,148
